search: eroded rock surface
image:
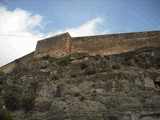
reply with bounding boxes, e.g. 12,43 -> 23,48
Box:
0,47 -> 160,120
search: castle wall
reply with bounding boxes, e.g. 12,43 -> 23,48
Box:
34,30 -> 160,59
34,33 -> 71,58
71,31 -> 160,56
0,52 -> 34,73
0,62 -> 16,73
1,30 -> 160,73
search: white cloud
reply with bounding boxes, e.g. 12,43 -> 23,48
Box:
50,17 -> 108,37
0,5 -> 108,66
0,6 -> 44,66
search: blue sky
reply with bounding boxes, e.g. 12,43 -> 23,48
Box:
1,0 -> 160,33
0,0 -> 160,66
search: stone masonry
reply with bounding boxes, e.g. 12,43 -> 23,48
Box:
35,30 -> 160,58
0,30 -> 160,73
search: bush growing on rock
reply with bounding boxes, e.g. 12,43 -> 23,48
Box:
79,96 -> 85,101
30,81 -> 39,92
0,71 -> 4,77
41,55 -> 52,60
112,64 -> 121,69
30,81 -> 38,87
80,63 -> 88,70
3,93 -> 20,111
57,58 -> 69,66
123,52 -> 134,61
108,116 -> 119,120
74,92 -> 80,97
136,61 -> 151,69
52,75 -> 59,81
21,96 -> 35,111
83,68 -> 96,75
0,108 -> 13,120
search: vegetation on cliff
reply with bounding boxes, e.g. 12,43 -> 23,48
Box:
0,46 -> 160,120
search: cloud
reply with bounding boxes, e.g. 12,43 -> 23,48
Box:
0,6 -> 44,66
50,17 -> 108,37
0,5 -> 108,66
0,6 -> 43,34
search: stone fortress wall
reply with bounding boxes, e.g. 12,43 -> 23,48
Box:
0,52 -> 34,73
35,30 -> 160,58
34,33 -> 71,58
1,30 -> 160,73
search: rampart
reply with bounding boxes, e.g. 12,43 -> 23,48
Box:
35,30 -> 160,58
34,33 -> 71,58
0,52 -> 34,73
0,30 -> 160,73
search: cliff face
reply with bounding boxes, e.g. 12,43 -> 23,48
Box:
1,30 -> 160,74
0,46 -> 160,120
0,31 -> 160,120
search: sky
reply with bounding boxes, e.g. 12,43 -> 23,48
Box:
0,0 -> 160,66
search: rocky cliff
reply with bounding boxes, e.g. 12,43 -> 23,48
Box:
1,31 -> 160,74
0,46 -> 160,120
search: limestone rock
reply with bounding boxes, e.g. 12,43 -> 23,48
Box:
50,100 -> 67,111
34,100 -> 52,112
56,83 -> 68,97
0,45 -> 160,120
144,77 -> 155,88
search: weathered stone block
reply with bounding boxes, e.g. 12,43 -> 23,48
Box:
144,78 -> 155,88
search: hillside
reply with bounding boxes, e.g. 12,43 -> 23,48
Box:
0,46 -> 160,120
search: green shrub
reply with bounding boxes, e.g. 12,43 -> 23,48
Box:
74,92 -> 80,97
0,71 -> 4,77
79,96 -> 85,101
83,68 -> 96,75
80,63 -> 88,70
108,116 -> 119,120
30,81 -> 38,92
137,61 -> 151,69
23,67 -> 29,72
112,64 -> 121,69
52,75 -> 59,80
57,59 -> 69,66
41,55 -> 51,60
30,81 -> 38,87
3,93 -> 20,111
0,108 -> 13,120
21,96 -> 35,111
123,52 -> 134,61
104,55 -> 111,60
154,57 -> 160,67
